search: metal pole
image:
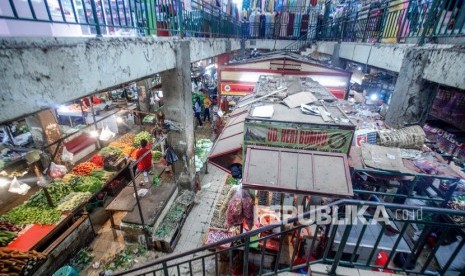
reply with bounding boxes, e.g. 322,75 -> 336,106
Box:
177,0 -> 184,37
129,164 -> 151,249
90,0 -> 102,36
89,98 -> 101,149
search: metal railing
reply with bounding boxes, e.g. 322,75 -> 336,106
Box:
114,199 -> 465,275
0,0 -> 241,38
317,0 -> 465,44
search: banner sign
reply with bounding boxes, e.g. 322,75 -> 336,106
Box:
244,122 -> 354,154
220,83 -> 255,96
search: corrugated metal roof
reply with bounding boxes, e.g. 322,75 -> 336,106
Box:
243,146 -> 353,197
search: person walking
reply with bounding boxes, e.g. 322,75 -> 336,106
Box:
203,96 -> 212,123
194,98 -> 203,127
135,139 -> 152,186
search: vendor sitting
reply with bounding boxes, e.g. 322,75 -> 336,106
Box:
136,139 -> 152,186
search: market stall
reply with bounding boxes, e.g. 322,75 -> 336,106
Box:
218,52 -> 352,112
0,92 -> 171,274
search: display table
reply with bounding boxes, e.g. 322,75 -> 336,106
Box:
106,170 -> 176,239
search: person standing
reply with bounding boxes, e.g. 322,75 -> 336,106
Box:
135,139 -> 152,186
203,96 -> 212,123
194,98 -> 203,127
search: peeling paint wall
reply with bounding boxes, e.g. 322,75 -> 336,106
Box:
422,45 -> 465,90
244,39 -> 294,50
0,37 -> 240,123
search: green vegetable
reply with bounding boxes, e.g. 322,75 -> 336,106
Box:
99,146 -> 122,157
0,230 -> 17,246
25,181 -> 72,208
2,206 -> 61,225
90,170 -> 106,180
226,176 -> 238,185
134,131 -> 152,147
73,176 -> 103,193
56,192 -> 92,212
152,150 -> 163,160
143,115 -> 155,123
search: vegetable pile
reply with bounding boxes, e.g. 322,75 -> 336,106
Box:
194,139 -> 213,172
0,221 -> 22,233
134,131 -> 151,147
225,189 -> 254,228
56,192 -> 92,212
121,146 -> 136,157
0,231 -> 17,246
74,176 -> 103,193
152,151 -> 163,161
99,146 -> 122,157
154,203 -> 186,239
205,229 -> 232,246
116,133 -> 135,145
0,248 -> 47,276
89,154 -> 105,168
25,182 -> 72,208
72,162 -> 99,176
2,206 -> 61,225
109,141 -> 129,149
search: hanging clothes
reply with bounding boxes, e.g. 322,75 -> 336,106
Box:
259,12 -> 266,37
274,12 -> 281,38
287,12 -> 295,37
268,12 -> 275,37
165,147 -> 179,165
294,13 -> 301,37
280,11 -> 289,37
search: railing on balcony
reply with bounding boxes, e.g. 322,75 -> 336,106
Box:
114,199 -> 465,276
317,0 -> 465,44
0,0 -> 241,38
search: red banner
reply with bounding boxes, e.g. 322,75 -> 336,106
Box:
220,83 -> 255,96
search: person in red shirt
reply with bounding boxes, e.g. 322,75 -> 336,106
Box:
135,139 -> 152,185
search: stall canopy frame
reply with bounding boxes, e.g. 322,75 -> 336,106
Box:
242,145 -> 353,197
208,111 -> 249,173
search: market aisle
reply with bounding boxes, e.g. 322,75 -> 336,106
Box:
161,165 -> 228,275
174,165 -> 228,254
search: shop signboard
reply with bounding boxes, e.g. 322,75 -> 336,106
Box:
220,83 -> 255,96
244,121 -> 354,154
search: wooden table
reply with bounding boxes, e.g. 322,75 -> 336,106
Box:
105,171 -> 176,239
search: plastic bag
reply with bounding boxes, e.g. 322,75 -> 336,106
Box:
225,188 -> 254,228
49,162 -> 68,179
62,147 -> 74,164
99,126 -> 115,141
8,177 -> 30,195
413,156 -> 437,174
225,189 -> 242,228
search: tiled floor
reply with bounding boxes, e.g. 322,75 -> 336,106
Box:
174,165 -> 227,254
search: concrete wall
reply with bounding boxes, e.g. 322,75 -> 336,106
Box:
245,39 -> 293,50
316,41 -> 465,89
331,42 -> 411,72
422,45 -> 465,90
0,37 -> 240,123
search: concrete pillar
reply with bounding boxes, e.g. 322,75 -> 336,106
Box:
331,43 -> 345,69
160,41 -> 196,189
385,48 -> 437,128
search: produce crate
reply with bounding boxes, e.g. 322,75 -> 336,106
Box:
104,157 -> 127,172
86,192 -> 108,212
106,178 -> 127,196
152,203 -> 193,253
203,228 -> 234,250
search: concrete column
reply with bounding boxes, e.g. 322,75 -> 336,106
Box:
331,43 -> 345,69
137,80 -> 151,114
160,41 -> 195,189
385,48 -> 437,128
